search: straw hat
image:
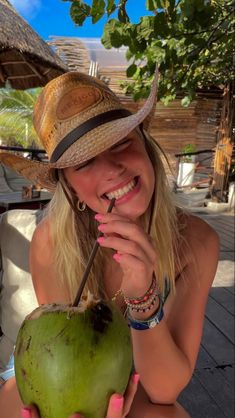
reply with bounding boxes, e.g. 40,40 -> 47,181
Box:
0,69 -> 158,191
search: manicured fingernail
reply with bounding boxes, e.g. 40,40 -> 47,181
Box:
132,373 -> 140,384
70,415 -> 84,418
21,407 -> 31,418
112,394 -> 124,410
113,253 -> 121,262
95,214 -> 103,221
97,236 -> 105,244
98,224 -> 105,231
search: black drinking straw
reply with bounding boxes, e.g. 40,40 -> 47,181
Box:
72,198 -> 116,307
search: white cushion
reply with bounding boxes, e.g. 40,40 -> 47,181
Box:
0,164 -> 12,193
0,209 -> 40,372
2,164 -> 31,191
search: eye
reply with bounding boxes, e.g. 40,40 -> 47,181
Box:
75,158 -> 94,171
111,138 -> 132,152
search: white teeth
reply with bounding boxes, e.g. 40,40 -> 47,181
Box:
106,179 -> 136,200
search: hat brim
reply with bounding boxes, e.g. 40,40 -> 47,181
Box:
0,69 -> 158,191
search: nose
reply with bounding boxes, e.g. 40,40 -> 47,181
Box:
97,153 -> 126,180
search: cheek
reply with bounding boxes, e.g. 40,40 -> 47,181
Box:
145,163 -> 155,198
63,170 -> 89,199
73,178 -> 94,200
136,151 -> 155,182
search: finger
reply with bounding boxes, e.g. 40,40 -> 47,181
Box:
106,394 -> 124,418
97,236 -> 151,266
95,213 -> 132,223
21,405 -> 39,418
98,221 -> 156,264
123,374 -> 140,417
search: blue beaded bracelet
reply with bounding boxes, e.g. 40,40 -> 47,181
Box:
127,297 -> 164,330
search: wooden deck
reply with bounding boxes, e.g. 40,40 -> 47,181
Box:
179,211 -> 234,417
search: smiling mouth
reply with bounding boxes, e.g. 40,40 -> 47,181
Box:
101,176 -> 139,201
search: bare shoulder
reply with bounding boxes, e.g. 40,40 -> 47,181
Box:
177,210 -> 220,285
180,211 -> 219,249
31,214 -> 51,246
30,215 -> 53,262
30,214 -> 70,303
30,214 -> 55,276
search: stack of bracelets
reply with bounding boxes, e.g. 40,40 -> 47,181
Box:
125,274 -> 165,330
124,274 -> 159,313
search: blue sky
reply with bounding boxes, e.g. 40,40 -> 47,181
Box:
9,0 -> 151,41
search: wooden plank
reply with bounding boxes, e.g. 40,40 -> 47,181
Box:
195,368 -> 234,418
220,251 -> 234,261
212,223 -> 235,233
196,345 -> 217,369
201,318 -> 234,365
217,364 -> 235,386
196,347 -> 234,387
179,374 -> 227,417
218,237 -> 233,249
223,285 -> 235,295
209,287 -> 234,315
213,261 -> 234,288
220,242 -> 232,251
205,296 -> 234,344
200,215 -> 234,228
216,229 -> 235,240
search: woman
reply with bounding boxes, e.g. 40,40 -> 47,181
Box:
0,70 -> 219,418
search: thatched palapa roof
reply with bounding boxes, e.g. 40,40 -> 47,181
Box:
0,0 -> 68,89
49,36 -> 131,98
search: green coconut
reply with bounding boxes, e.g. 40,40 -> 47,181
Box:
14,296 -> 133,418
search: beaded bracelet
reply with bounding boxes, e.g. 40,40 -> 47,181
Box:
124,275 -> 160,313
127,296 -> 164,330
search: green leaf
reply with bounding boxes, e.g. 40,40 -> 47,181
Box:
181,96 -> 191,107
106,0 -> 116,16
110,31 -> 124,48
146,0 -> 158,11
0,89 -> 41,147
102,19 -> 124,48
66,0 -> 234,103
91,0 -> 105,23
138,16 -> 155,40
154,12 -> 170,37
126,63 -> 137,77
118,5 -> 130,23
70,1 -> 91,26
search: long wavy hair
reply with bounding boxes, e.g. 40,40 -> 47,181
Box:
46,131 -> 181,303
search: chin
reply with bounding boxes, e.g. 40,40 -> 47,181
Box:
116,200 -> 150,221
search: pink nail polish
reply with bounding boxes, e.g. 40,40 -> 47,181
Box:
132,373 -> 140,384
95,214 -> 102,221
112,395 -> 124,410
97,236 -> 105,244
70,415 -> 84,418
113,253 -> 121,262
98,224 -> 105,231
21,407 -> 31,418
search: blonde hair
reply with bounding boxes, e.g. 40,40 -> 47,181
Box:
47,132 -> 180,303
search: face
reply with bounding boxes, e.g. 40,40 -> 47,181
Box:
63,129 -> 155,220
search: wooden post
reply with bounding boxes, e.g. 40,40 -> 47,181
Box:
211,82 -> 234,202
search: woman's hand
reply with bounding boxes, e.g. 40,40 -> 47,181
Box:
96,213 -> 157,297
21,373 -> 139,418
